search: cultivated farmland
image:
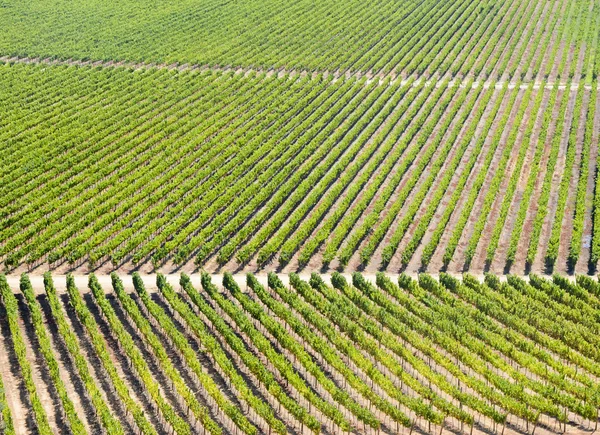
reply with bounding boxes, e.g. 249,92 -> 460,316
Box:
1,272 -> 600,435
1,1 -> 600,433
1,0 -> 600,275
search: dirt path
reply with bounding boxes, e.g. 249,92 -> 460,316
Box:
0,55 -> 592,91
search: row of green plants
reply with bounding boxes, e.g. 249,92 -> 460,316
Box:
569,83 -> 598,264
352,82 -> 491,267
1,272 -> 599,433
461,81 -> 530,267
3,0 -> 574,80
0,276 -> 52,434
2,59 -> 599,272
545,82 -> 587,266
484,81 -> 547,263
421,84 -> 510,267
505,85 -> 560,264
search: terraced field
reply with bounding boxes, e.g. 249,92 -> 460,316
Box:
1,272 -> 600,435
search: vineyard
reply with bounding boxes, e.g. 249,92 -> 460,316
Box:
0,0 -> 595,77
3,0 -> 600,434
0,0 -> 599,275
0,272 -> 598,435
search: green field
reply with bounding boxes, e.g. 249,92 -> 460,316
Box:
1,0 -> 600,275
3,0 -> 593,76
1,0 -> 600,433
1,272 -> 600,434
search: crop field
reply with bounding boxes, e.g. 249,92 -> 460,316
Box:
3,1 -> 600,434
0,272 -> 599,435
0,0 -> 599,275
3,0 -> 600,434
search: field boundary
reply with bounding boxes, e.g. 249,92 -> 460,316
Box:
1,55 -> 597,90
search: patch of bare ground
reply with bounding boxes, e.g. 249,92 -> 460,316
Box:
446,88 -> 525,272
281,82 -> 460,274
487,87 -> 551,273
0,304 -> 31,435
469,89 -> 536,271
509,89 -> 565,274
578,92 -> 600,273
